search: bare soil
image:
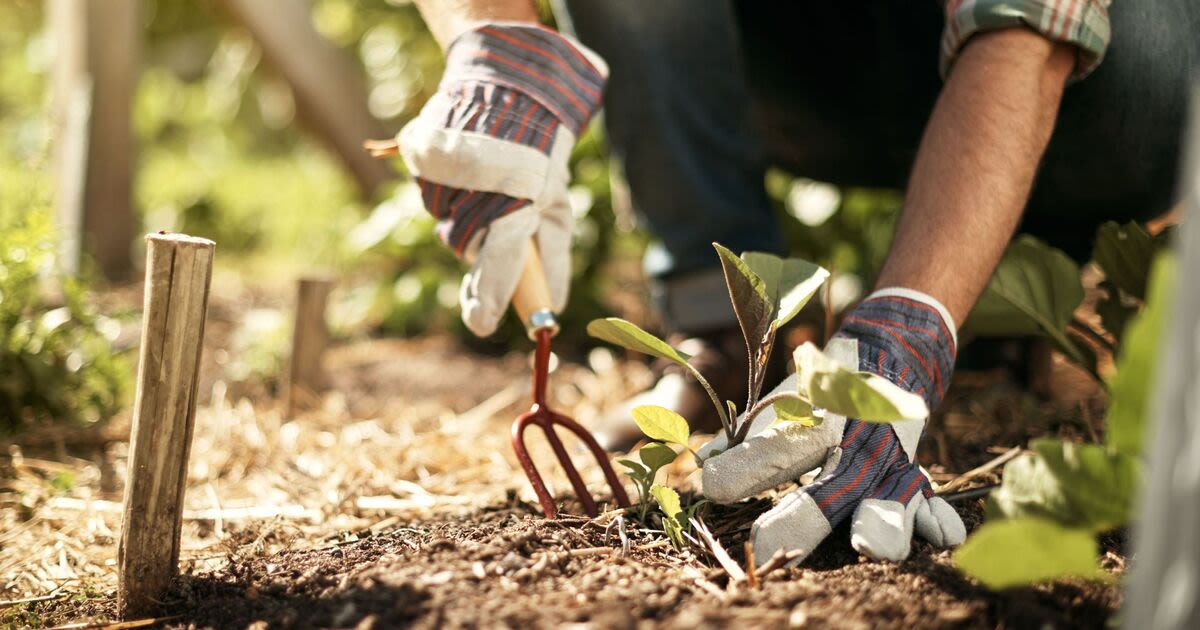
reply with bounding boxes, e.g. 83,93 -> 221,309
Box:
41,500 -> 1121,629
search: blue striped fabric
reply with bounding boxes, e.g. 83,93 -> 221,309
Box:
422,83 -> 562,155
836,295 -> 957,410
415,24 -> 605,257
804,294 -> 956,523
416,180 -> 530,256
444,25 -> 605,135
805,420 -> 905,523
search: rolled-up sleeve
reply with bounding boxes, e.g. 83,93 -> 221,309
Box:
940,0 -> 1113,81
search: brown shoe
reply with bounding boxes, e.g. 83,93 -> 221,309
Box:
595,327 -> 788,452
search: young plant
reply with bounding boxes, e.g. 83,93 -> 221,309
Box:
587,243 -> 928,453
616,441 -> 676,522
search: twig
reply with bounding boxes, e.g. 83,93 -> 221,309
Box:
938,446 -> 1023,494
941,484 -> 999,503
689,518 -> 745,582
567,547 -> 615,557
0,592 -> 66,608
362,138 -> 400,158
49,617 -> 180,630
754,549 -> 803,578
618,515 -> 630,557
744,541 -> 759,589
1068,317 -> 1117,355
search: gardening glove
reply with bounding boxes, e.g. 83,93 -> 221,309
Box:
397,23 -> 607,336
701,289 -> 967,565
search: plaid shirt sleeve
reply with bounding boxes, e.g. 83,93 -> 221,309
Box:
940,0 -> 1113,81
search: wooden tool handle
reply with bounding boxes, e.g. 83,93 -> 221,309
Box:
512,240 -> 559,339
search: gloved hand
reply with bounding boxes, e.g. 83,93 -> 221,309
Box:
397,23 -> 607,336
701,289 -> 967,564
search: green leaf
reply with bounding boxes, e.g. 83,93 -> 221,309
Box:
772,396 -> 816,425
650,484 -> 683,520
1105,254 -> 1174,458
955,518 -> 1105,589
639,442 -> 678,475
741,251 -> 829,329
631,405 -> 691,446
587,318 -> 691,366
965,235 -> 1090,368
988,439 -> 1139,532
792,343 -> 928,422
1093,221 -> 1155,300
714,243 -> 774,379
616,458 -> 649,478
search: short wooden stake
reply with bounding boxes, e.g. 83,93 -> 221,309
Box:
118,233 -> 214,618
285,276 -> 334,418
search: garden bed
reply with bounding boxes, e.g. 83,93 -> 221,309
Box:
3,289 -> 1122,629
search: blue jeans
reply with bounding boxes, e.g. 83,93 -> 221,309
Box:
557,0 -> 1200,333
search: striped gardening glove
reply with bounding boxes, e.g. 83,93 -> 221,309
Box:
397,23 -> 607,336
701,289 -> 967,565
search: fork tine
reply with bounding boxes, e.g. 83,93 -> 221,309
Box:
542,421 -> 599,517
512,414 -> 559,519
553,413 -> 632,509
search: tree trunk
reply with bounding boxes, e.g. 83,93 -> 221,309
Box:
214,0 -> 395,198
49,0 -> 141,280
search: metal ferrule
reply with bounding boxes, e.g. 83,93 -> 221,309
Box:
526,308 -> 560,340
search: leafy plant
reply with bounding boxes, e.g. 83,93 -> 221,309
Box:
0,205 -> 130,434
956,253 -> 1176,589
964,221 -> 1176,379
588,243 -> 928,453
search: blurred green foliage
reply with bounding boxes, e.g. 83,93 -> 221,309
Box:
0,196 -> 129,435
1,0 -> 897,365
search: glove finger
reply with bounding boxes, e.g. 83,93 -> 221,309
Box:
848,463 -> 927,562
914,495 -> 967,548
533,184 -> 573,312
750,490 -> 833,568
701,409 -> 845,505
460,208 -> 539,337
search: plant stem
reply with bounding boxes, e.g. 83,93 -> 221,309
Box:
736,390 -> 808,444
684,362 -> 732,441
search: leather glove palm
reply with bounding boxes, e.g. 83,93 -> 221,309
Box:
702,289 -> 967,564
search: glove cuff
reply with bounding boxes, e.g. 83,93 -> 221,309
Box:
443,24 -> 607,136
834,288 -> 957,411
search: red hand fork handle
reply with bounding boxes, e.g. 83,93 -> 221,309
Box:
510,240 -> 631,519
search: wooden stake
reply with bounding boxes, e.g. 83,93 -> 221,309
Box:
286,276 -> 334,418
118,233 -> 214,618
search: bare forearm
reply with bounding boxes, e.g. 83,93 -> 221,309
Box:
876,29 -> 1075,326
413,0 -> 539,49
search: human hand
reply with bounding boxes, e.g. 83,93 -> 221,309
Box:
396,24 -> 606,336
701,289 -> 967,564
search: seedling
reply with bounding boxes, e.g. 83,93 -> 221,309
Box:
590,244 -> 929,543
588,243 -> 928,453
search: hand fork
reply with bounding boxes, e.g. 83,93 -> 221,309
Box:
361,139 -> 630,518
510,241 -> 631,519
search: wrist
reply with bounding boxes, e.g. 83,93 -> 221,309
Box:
835,288 -> 957,410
